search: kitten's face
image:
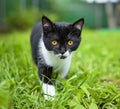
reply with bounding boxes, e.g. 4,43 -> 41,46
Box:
42,16 -> 84,59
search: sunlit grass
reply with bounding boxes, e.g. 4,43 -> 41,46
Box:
0,29 -> 120,109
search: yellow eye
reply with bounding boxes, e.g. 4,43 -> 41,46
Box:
68,41 -> 73,46
52,40 -> 58,46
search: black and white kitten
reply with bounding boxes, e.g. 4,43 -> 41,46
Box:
30,16 -> 84,100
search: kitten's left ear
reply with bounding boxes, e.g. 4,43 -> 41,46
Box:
72,18 -> 84,31
42,16 -> 53,32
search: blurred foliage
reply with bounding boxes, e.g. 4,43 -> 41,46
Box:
0,82 -> 9,109
0,0 -> 120,33
0,0 -> 58,32
6,9 -> 38,30
6,9 -> 58,31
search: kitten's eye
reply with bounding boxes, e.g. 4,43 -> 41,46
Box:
51,40 -> 58,46
68,41 -> 74,46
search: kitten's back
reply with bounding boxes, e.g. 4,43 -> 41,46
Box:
30,22 -> 43,65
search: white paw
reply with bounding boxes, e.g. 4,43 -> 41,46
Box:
42,83 -> 55,101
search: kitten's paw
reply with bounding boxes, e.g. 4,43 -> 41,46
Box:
42,83 -> 55,101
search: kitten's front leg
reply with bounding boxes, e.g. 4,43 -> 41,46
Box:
42,83 -> 55,100
38,65 -> 55,100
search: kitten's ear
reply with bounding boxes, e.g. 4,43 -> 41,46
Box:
42,16 -> 53,32
72,18 -> 84,31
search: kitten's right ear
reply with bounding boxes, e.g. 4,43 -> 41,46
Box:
42,16 -> 53,32
72,18 -> 84,31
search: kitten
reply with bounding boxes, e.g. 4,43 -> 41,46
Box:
30,16 -> 84,100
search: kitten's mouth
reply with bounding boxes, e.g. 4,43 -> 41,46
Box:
60,56 -> 66,59
55,50 -> 70,59
55,54 -> 67,59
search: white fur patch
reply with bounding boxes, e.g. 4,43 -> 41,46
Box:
55,50 -> 70,58
44,23 -> 49,27
75,25 -> 81,30
42,83 -> 55,100
55,53 -> 62,57
63,51 -> 70,57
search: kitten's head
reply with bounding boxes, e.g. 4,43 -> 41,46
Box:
42,16 -> 84,59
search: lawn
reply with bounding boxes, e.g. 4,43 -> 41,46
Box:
0,29 -> 120,109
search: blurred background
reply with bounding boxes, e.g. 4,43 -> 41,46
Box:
0,0 -> 120,33
0,0 -> 120,108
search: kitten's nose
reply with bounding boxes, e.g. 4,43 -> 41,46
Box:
60,47 -> 66,54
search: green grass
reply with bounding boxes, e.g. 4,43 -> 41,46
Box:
0,29 -> 120,109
